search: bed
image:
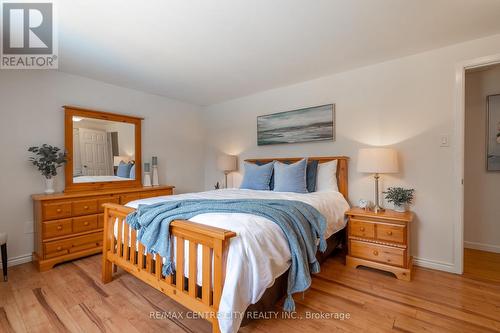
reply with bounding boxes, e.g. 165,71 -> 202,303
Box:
101,156 -> 349,333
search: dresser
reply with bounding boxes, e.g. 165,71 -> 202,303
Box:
32,185 -> 174,271
346,207 -> 413,281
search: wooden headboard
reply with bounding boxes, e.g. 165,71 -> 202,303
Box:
245,156 -> 349,199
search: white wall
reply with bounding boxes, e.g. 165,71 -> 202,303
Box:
0,70 -> 205,266
202,33 -> 500,272
464,65 -> 500,253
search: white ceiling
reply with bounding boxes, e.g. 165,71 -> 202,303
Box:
57,0 -> 500,105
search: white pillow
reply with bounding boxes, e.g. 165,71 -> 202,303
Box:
316,160 -> 339,192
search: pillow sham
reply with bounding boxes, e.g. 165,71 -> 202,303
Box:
316,160 -> 339,192
256,159 -> 318,192
240,161 -> 275,190
273,159 -> 308,193
129,163 -> 136,179
117,161 -> 132,178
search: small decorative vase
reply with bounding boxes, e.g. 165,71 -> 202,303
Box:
45,177 -> 55,194
393,203 -> 407,213
152,165 -> 159,186
143,172 -> 152,187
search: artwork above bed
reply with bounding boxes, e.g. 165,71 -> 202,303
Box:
257,104 -> 335,146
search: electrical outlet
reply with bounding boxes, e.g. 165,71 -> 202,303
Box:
440,135 -> 450,147
24,221 -> 34,234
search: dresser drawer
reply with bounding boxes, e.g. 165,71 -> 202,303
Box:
72,199 -> 98,216
349,219 -> 375,239
98,214 -> 104,228
97,197 -> 120,213
376,223 -> 405,244
350,240 -> 405,267
42,202 -> 72,220
44,232 -> 102,259
73,215 -> 98,233
120,193 -> 142,205
141,189 -> 173,199
42,219 -> 72,239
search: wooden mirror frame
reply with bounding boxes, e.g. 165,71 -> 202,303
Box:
64,106 -> 143,193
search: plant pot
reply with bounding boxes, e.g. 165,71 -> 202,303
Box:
393,203 -> 407,213
45,177 -> 55,194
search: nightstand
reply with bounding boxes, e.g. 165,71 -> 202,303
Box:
345,207 -> 413,281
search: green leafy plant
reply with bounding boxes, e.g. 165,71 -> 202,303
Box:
383,187 -> 415,206
28,144 -> 67,179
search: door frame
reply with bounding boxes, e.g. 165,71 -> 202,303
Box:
453,53 -> 500,274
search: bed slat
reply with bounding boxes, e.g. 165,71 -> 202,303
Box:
202,245 -> 212,305
189,241 -> 197,298
176,236 -> 185,292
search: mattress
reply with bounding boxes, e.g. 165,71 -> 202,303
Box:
116,188 -> 349,333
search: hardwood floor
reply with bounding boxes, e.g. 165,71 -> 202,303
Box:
464,248 -> 500,283
1,254 -> 499,333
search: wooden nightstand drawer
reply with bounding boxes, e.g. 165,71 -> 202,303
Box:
376,223 -> 405,244
72,199 -> 98,216
73,215 -> 98,233
350,240 -> 405,267
43,202 -> 72,220
350,219 -> 375,239
42,219 -> 72,239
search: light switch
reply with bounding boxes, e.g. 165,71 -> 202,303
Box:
440,135 -> 449,147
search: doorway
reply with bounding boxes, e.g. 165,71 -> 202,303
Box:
463,64 -> 500,282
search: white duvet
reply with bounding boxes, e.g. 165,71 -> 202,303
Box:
124,189 -> 349,333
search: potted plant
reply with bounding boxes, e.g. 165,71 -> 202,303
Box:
383,187 -> 415,212
28,144 -> 67,194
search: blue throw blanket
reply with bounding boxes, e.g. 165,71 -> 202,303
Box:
125,199 -> 327,311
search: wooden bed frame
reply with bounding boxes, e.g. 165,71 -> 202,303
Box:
101,156 -> 348,333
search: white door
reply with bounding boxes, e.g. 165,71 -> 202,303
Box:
79,128 -> 110,176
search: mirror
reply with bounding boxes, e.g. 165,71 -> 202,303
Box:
64,106 -> 142,192
72,117 -> 135,183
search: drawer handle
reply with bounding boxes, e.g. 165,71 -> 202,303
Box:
84,205 -> 89,210
57,225 -> 63,230
56,246 -> 62,251
360,227 -> 365,232
84,221 -> 90,226
387,231 -> 393,236
56,208 -> 62,213
373,250 -> 379,256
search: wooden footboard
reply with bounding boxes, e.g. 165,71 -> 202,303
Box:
101,203 -> 236,333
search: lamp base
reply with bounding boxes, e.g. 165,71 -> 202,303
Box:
372,205 -> 385,214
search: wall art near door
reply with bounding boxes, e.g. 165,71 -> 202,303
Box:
487,94 -> 500,171
257,104 -> 335,145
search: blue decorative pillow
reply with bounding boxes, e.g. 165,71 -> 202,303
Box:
257,159 -> 318,192
117,161 -> 132,178
273,159 -> 308,193
240,161 -> 275,190
129,163 -> 136,179
306,160 -> 319,192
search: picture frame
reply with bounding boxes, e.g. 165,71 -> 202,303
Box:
257,104 -> 335,146
486,94 -> 500,171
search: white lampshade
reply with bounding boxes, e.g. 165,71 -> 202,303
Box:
357,148 -> 399,174
217,155 -> 237,172
114,155 -> 130,166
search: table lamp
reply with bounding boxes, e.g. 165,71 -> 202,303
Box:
217,155 -> 237,188
357,148 -> 399,213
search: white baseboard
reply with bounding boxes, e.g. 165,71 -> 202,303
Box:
464,241 -> 500,254
0,253 -> 33,268
413,257 -> 457,274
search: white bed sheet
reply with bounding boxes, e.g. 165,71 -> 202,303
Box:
121,188 -> 349,333
73,175 -> 131,183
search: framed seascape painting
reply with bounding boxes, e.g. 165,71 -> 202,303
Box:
487,94 -> 500,171
257,104 -> 335,146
